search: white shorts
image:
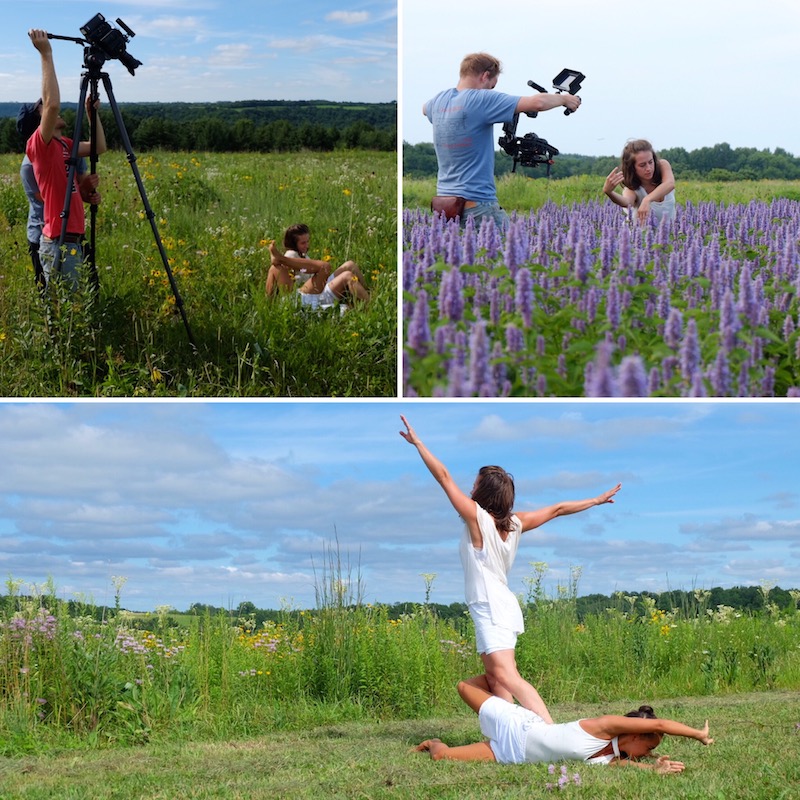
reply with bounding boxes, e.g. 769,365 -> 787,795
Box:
299,283 -> 337,309
470,602 -> 518,655
479,696 -> 545,764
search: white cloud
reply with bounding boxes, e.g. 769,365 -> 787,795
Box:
209,44 -> 253,67
326,11 -> 370,25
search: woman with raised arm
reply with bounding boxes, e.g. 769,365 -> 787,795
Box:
399,415 -> 621,724
603,139 -> 676,223
415,674 -> 713,771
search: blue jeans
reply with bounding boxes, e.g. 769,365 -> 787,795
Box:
39,236 -> 84,292
462,201 -> 510,230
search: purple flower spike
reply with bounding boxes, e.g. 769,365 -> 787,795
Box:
606,278 -> 621,330
680,318 -> 701,384
515,268 -> 534,328
407,290 -> 431,355
469,322 -> 491,396
618,355 -> 649,397
585,341 -> 618,397
664,307 -> 683,350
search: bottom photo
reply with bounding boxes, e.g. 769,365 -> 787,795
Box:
1,400 -> 798,798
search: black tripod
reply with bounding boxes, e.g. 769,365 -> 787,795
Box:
51,41 -> 195,348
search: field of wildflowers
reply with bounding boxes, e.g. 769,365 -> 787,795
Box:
403,196 -> 800,396
0,149 -> 396,396
2,568 -> 798,755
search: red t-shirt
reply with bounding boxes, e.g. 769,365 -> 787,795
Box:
25,130 -> 85,239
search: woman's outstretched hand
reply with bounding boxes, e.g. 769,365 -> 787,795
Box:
399,415 -> 420,446
654,756 -> 686,774
603,166 -> 624,195
596,483 -> 622,505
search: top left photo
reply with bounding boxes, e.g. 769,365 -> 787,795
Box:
0,1 -> 398,398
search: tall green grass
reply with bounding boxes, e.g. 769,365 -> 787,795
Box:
0,150 -> 396,396
2,565 -> 798,755
403,173 -> 800,212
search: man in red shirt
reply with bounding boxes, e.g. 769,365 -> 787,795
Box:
26,28 -> 106,290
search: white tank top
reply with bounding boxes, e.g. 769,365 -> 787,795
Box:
634,185 -> 676,221
524,719 -> 620,764
459,505 -> 524,632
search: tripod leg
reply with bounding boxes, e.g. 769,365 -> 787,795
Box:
85,75 -> 100,295
100,73 -> 196,350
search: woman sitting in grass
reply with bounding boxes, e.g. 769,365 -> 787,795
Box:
415,674 -> 713,773
266,222 -> 369,307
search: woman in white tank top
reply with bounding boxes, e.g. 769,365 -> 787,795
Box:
603,139 -> 677,223
400,416 -> 621,725
415,674 -> 713,772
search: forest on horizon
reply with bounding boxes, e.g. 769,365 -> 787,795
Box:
0,99 -> 397,153
403,140 -> 800,182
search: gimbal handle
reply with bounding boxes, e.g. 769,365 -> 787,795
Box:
47,33 -> 87,45
524,80 -> 546,118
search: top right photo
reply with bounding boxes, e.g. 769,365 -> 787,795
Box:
401,0 -> 800,398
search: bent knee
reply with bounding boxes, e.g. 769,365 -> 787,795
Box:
486,662 -> 519,685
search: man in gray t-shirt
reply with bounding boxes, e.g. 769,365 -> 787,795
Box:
424,53 -> 581,228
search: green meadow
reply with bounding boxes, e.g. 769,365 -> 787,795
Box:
403,173 -> 800,212
1,568 -> 799,798
0,149 -> 397,397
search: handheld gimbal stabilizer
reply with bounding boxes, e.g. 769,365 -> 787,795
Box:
497,68 -> 585,176
46,13 -> 195,348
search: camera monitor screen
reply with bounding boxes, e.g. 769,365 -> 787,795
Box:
553,69 -> 584,92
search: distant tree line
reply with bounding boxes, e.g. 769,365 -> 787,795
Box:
4,584 -> 795,631
191,584 -> 800,627
403,140 -> 800,181
0,100 -> 397,154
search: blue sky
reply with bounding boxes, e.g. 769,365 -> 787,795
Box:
402,0 -> 800,157
0,0 -> 396,103
1,401 -> 798,613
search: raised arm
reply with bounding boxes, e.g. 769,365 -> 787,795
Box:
399,416 -> 478,528
516,92 -> 581,115
516,483 -> 621,532
602,167 -> 636,209
29,29 -> 59,145
78,96 -> 107,157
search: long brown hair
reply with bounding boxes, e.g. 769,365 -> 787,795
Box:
620,139 -> 663,190
471,465 -> 515,533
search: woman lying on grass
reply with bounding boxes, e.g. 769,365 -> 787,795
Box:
415,675 -> 713,773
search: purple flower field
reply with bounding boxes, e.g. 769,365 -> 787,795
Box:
403,199 -> 800,397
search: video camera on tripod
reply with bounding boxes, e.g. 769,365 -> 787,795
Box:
497,68 -> 585,176
48,13 -> 141,75
43,13 -> 195,348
